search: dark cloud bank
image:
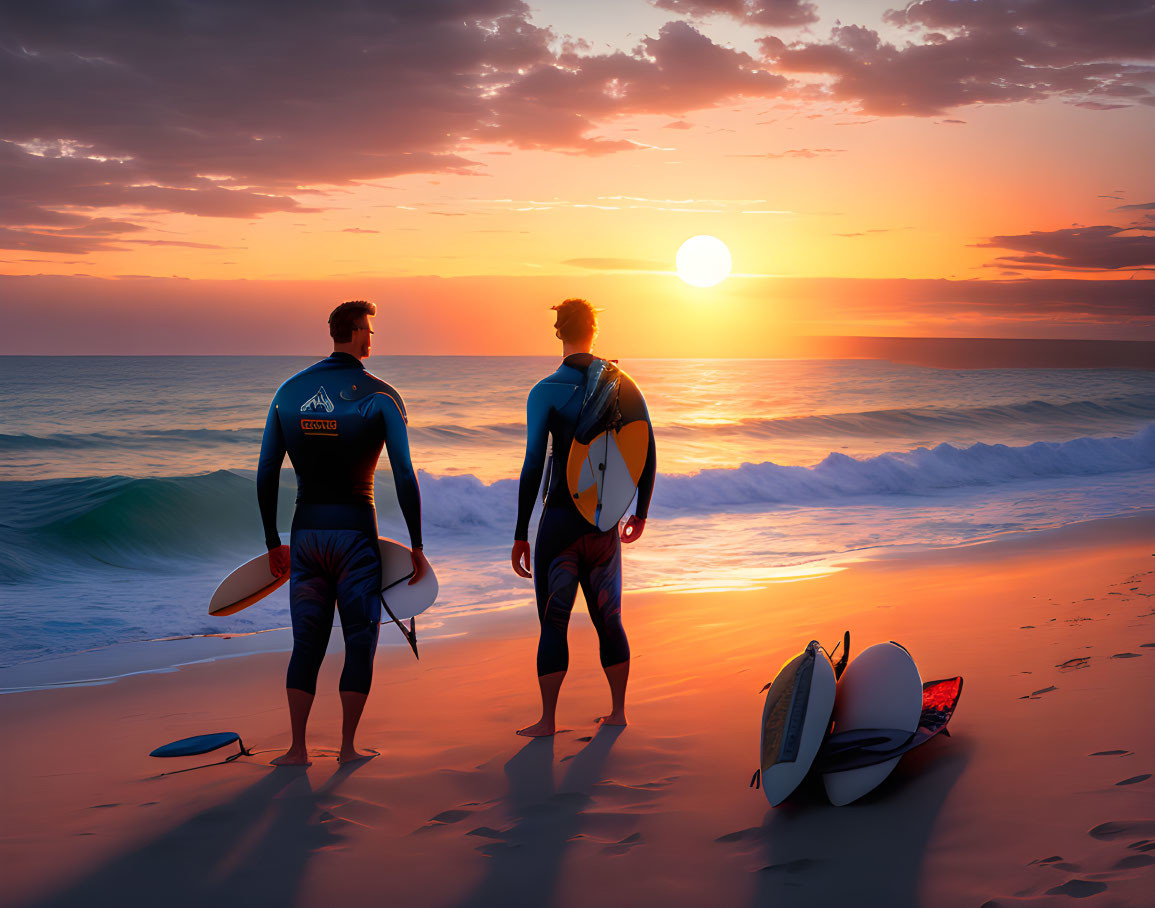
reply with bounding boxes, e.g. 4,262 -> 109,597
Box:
1,0 -> 1152,255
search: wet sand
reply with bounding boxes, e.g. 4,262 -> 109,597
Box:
2,513 -> 1153,908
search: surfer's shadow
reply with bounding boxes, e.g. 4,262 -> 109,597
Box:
745,738 -> 971,908
27,760 -> 373,908
455,726 -> 625,908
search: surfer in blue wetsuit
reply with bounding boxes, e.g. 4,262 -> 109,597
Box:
511,298 -> 656,737
257,299 -> 429,765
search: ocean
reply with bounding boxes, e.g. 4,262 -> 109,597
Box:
2,355 -> 1153,675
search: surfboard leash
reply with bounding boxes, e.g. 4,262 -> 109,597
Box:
379,592 -> 419,660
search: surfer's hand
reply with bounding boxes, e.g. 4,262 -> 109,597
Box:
620,516 -> 645,544
268,544 -> 290,577
409,548 -> 430,586
511,540 -> 532,578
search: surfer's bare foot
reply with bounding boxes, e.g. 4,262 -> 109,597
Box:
595,713 -> 627,727
270,747 -> 311,766
337,746 -> 378,764
516,719 -> 556,737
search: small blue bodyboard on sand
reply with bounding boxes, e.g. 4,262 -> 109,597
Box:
150,732 -> 243,758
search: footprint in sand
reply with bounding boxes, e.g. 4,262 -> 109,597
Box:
1113,854 -> 1155,869
1044,880 -> 1108,898
1027,855 -> 1081,871
429,809 -> 473,824
414,808 -> 475,833
563,831 -> 646,854
1090,820 -> 1155,840
715,827 -> 765,844
1115,774 -> 1151,786
467,826 -> 507,839
757,858 -> 820,875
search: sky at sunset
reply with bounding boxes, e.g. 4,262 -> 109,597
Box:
1,0 -> 1153,354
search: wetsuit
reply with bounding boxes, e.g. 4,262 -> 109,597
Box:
257,352 -> 422,695
515,353 -> 656,676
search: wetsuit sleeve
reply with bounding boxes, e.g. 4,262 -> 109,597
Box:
515,384 -> 550,541
634,396 -> 657,520
379,392 -> 423,550
256,399 -> 286,550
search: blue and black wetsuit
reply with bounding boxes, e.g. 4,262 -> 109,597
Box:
257,352 -> 422,695
515,353 -> 656,677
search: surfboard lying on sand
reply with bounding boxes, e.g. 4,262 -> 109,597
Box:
821,641 -> 923,806
755,635 -> 845,807
814,676 -> 963,774
208,538 -> 438,619
752,636 -> 962,808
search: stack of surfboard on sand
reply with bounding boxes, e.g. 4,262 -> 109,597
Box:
754,633 -> 963,807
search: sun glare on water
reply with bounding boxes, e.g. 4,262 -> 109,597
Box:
676,235 -> 732,288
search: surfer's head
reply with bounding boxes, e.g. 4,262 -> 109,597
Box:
330,300 -> 376,359
552,298 -> 598,347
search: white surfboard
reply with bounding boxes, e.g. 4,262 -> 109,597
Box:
377,537 -> 438,620
208,538 -> 437,619
823,642 -> 923,806
759,640 -> 837,807
208,552 -> 288,617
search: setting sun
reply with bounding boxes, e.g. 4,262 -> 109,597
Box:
676,235 -> 732,288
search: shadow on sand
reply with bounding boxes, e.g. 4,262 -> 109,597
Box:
741,737 -> 971,908
29,759 -> 376,908
456,725 -> 625,908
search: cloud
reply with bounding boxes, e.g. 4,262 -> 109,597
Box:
0,3 -> 794,250
341,228 -> 381,234
485,21 -> 789,152
650,0 -> 818,27
1116,202 -> 1155,210
758,0 -> 1155,116
976,225 -> 1155,272
563,257 -> 671,271
728,147 -> 843,158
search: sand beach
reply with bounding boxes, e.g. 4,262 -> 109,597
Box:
3,513 -> 1152,908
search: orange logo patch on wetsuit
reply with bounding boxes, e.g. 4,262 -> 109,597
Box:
301,418 -> 338,436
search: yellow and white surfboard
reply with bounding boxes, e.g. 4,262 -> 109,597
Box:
566,418 -> 650,531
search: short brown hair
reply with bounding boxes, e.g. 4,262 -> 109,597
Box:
552,298 -> 598,343
329,300 -> 376,342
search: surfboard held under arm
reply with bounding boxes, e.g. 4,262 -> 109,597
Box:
208,538 -> 438,618
208,553 -> 289,616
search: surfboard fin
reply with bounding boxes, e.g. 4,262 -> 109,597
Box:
832,630 -> 851,679
380,595 -> 420,660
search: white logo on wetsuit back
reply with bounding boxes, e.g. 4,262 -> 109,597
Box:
300,386 -> 335,413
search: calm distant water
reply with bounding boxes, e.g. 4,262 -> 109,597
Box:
2,355 -> 1154,670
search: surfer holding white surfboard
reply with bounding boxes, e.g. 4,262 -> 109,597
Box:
256,300 -> 429,766
511,298 -> 656,737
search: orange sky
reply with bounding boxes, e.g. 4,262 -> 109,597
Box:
1,0 -> 1153,353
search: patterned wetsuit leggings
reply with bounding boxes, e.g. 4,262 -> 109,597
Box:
287,529 -> 381,695
533,507 -> 629,676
